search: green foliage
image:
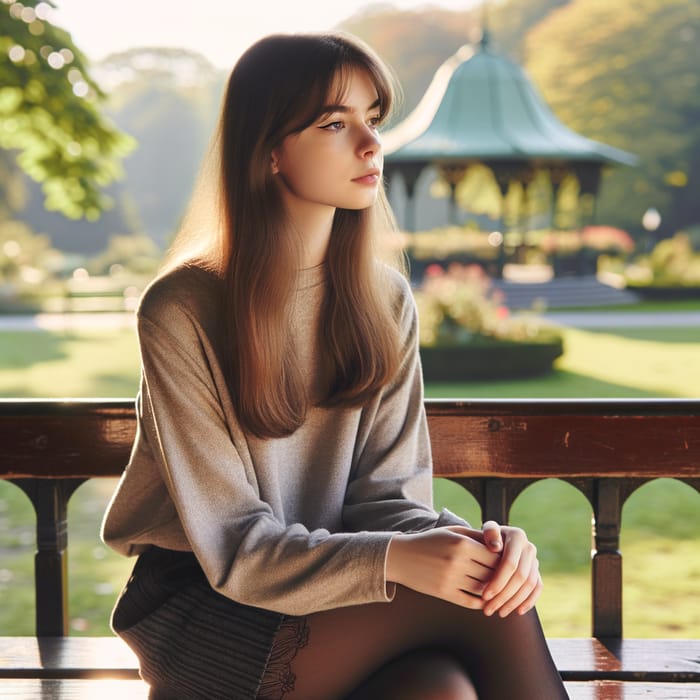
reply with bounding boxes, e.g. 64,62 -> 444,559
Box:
0,220 -> 64,311
86,233 -> 161,276
0,218 -> 55,280
626,232 -> 700,286
488,0 -> 573,60
0,0 -> 134,218
15,47 -> 224,253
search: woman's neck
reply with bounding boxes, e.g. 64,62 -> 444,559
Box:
283,197 -> 335,268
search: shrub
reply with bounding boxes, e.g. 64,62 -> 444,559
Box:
413,263 -> 561,348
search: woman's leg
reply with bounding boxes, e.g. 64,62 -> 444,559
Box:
258,585 -> 568,700
345,649 -> 478,700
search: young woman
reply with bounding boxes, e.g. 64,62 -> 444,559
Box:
102,32 -> 569,700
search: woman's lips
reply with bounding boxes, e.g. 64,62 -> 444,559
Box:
352,173 -> 380,185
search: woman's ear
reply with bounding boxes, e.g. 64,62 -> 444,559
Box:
270,149 -> 280,175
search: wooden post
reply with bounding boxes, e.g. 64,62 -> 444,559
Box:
13,478 -> 85,636
591,478 -> 623,638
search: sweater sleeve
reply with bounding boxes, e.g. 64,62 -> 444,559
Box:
134,310 -> 396,616
342,276 -> 469,533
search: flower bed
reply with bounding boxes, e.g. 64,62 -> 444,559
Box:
414,263 -> 563,381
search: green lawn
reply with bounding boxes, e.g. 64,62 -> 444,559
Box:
0,322 -> 699,637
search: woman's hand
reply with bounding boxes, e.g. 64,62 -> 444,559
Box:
386,528 -> 500,610
387,522 -> 543,617
447,522 -> 543,618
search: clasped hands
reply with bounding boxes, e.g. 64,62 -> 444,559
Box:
386,521 -> 542,618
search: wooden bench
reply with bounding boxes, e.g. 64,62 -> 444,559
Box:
1,398 -> 699,699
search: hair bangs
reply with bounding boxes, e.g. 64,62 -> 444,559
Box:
278,34 -> 397,140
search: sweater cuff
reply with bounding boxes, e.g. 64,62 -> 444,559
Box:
435,507 -> 470,528
381,534 -> 399,602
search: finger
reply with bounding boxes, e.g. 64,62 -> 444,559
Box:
483,544 -> 537,613
469,556 -> 498,575
482,520 -> 503,552
463,574 -> 488,596
455,589 -> 486,610
517,567 -> 544,615
482,529 -> 531,599
496,563 -> 541,618
444,525 -> 488,543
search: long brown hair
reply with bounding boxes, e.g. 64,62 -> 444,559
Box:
167,33 -> 403,438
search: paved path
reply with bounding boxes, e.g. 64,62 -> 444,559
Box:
542,311 -> 700,329
0,313 -> 135,332
0,311 -> 698,332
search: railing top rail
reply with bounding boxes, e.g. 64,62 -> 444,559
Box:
1,398 -> 699,480
2,396 -> 700,414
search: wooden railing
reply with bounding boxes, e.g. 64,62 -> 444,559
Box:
1,398 -> 699,639
1,398 -> 700,698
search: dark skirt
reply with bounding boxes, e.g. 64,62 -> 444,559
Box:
112,546 -> 285,699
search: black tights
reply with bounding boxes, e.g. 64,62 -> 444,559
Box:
258,586 -> 568,700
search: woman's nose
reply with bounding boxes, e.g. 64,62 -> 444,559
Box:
358,126 -> 381,159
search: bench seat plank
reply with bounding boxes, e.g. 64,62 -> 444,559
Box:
548,638 -> 700,681
2,679 -> 699,700
565,681 -> 700,699
0,678 -> 149,699
2,636 -> 699,683
0,637 -> 139,679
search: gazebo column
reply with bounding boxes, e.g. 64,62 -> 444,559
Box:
549,164 -> 571,230
492,164 -> 521,277
575,162 -> 603,227
438,165 -> 468,225
388,163 -> 425,232
514,167 -> 537,265
573,162 -> 604,275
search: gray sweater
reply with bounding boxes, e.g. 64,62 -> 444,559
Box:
102,263 -> 465,616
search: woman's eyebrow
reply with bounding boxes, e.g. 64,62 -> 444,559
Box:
319,98 -> 382,115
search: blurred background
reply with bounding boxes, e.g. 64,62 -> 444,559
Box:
1,0 -> 699,640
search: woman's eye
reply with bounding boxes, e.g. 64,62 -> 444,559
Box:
368,116 -> 382,128
321,121 -> 344,131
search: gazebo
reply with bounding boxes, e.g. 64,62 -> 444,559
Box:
383,32 -> 636,236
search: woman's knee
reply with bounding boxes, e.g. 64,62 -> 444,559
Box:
348,649 -> 477,700
414,651 -> 478,700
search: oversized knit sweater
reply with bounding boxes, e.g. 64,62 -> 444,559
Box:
101,262 -> 466,617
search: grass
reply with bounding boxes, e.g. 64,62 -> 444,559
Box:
426,326 -> 700,399
0,328 -> 140,397
1,320 -> 699,637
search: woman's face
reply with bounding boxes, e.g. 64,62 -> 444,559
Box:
272,68 -> 384,215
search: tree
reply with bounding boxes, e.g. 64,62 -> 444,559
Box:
488,0 -> 572,61
523,0 -> 700,237
16,47 -> 223,255
341,7 -> 480,121
0,0 -> 133,219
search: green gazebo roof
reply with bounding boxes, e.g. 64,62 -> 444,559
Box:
384,40 -> 636,167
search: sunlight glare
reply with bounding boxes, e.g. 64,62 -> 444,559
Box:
19,5 -> 35,23
72,80 -> 89,97
8,44 -> 25,62
47,51 -> 65,69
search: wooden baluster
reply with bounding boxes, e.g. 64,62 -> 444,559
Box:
483,479 -> 510,523
12,478 -> 85,636
591,478 -> 623,638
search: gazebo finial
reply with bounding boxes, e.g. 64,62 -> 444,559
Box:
479,0 -> 491,51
